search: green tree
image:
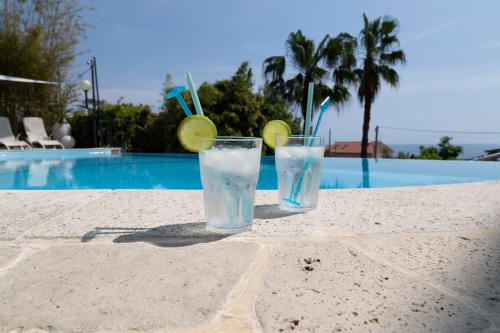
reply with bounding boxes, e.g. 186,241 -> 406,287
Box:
208,62 -> 266,137
415,137 -> 463,160
418,146 -> 441,160
437,136 -> 463,160
262,30 -> 357,133
354,14 -> 406,158
70,100 -> 154,150
0,0 -> 90,131
397,151 -> 410,159
157,62 -> 300,154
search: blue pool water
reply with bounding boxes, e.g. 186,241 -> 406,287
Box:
0,149 -> 499,190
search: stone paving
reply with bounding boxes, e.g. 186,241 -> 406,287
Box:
0,181 -> 499,332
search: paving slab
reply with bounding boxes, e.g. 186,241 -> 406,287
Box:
359,230 -> 500,315
0,241 -> 259,332
256,241 -> 493,333
0,191 -> 107,240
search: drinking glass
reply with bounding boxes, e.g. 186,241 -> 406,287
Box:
275,135 -> 325,212
199,137 -> 262,233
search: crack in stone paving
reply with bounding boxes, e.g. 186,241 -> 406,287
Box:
155,240 -> 272,333
0,246 -> 39,279
339,237 -> 500,331
202,240 -> 272,333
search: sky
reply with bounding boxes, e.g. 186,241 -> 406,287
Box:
76,0 -> 500,144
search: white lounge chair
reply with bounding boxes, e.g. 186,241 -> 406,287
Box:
23,117 -> 64,149
0,117 -> 31,150
473,152 -> 500,161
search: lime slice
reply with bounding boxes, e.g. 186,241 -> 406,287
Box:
177,115 -> 217,152
262,120 -> 291,148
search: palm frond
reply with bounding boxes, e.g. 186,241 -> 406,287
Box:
338,34 -> 357,72
352,68 -> 364,79
378,65 -> 399,87
331,84 -> 351,107
314,34 -> 330,63
310,66 -> 329,80
363,13 -> 370,30
262,56 -> 286,82
314,82 -> 334,108
371,17 -> 382,46
286,30 -> 311,71
360,14 -> 377,54
324,36 -> 343,67
325,32 -> 357,95
333,66 -> 356,85
381,16 -> 399,35
284,74 -> 304,105
268,78 -> 286,96
380,50 -> 406,65
381,35 -> 399,47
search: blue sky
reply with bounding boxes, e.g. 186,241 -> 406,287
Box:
76,0 -> 500,144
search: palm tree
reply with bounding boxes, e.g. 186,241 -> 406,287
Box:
263,30 -> 357,133
354,14 -> 406,157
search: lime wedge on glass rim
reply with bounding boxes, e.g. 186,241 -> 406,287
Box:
177,115 -> 217,152
262,120 -> 291,148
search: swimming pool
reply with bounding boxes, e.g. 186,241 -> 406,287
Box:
0,149 -> 499,190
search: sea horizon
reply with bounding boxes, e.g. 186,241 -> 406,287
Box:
387,143 -> 500,159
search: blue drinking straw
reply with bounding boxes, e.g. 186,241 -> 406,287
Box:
165,86 -> 192,117
185,72 -> 204,116
313,97 -> 331,137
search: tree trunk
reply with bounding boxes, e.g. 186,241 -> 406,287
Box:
361,97 -> 372,158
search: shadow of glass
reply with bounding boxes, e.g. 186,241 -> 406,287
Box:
81,227 -> 150,242
81,222 -> 228,247
254,204 -> 300,219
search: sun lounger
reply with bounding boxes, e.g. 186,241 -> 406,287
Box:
0,117 -> 31,150
23,117 -> 64,149
473,152 -> 500,161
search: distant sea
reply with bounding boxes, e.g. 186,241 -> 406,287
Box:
389,143 -> 500,160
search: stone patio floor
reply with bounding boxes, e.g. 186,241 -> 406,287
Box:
0,181 -> 499,332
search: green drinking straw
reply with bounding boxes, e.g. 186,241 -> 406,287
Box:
304,82 -> 314,136
185,72 -> 204,116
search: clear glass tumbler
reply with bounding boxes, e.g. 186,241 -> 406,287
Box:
199,137 -> 262,233
275,135 -> 325,212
